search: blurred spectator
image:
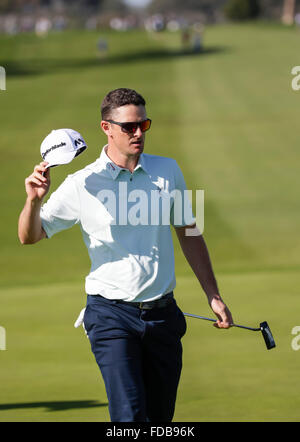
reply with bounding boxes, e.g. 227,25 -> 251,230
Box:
85,16 -> 98,31
3,15 -> 18,35
53,15 -> 66,31
109,16 -> 136,31
192,22 -> 204,53
181,26 -> 191,50
110,17 -> 124,31
152,14 -> 164,31
144,14 -> 165,32
295,13 -> 300,27
97,37 -> 108,57
35,17 -> 52,37
166,19 -> 180,32
20,15 -> 35,32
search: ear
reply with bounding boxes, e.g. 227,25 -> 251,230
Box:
101,120 -> 112,137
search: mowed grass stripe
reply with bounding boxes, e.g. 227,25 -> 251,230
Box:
169,24 -> 300,271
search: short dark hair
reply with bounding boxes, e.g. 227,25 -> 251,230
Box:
101,88 -> 146,120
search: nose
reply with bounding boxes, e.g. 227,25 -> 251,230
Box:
133,125 -> 143,137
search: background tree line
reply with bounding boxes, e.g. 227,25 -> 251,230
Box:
0,0 -> 296,24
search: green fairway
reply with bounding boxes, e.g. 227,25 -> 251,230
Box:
1,271 -> 299,422
1,23 -> 300,421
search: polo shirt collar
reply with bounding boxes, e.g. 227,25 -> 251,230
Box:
99,145 -> 149,180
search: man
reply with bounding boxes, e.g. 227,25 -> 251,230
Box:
18,88 -> 233,422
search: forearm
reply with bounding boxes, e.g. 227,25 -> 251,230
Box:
175,226 -> 233,328
18,197 -> 45,244
176,229 -> 221,302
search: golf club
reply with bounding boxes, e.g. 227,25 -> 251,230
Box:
183,313 -> 276,350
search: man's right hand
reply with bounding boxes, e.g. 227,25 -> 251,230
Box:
18,162 -> 50,244
25,161 -> 51,201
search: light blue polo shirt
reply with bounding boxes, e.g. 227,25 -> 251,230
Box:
40,145 -> 194,302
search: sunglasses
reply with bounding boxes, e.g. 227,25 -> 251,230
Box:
105,118 -> 152,134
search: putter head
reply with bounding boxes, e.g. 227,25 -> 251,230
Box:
260,321 -> 276,350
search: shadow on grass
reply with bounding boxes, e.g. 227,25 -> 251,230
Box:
3,45 -> 230,77
0,400 -> 108,412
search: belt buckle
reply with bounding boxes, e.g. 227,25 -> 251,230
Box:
139,302 -> 152,310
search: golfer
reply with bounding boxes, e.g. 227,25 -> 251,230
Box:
18,88 -> 233,422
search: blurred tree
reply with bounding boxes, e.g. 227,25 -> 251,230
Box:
0,0 -> 10,12
0,0 -> 105,12
87,0 -> 102,5
0,0 -> 26,12
57,0 -> 104,8
147,0 -> 226,14
224,0 -> 260,20
69,0 -> 103,6
101,0 -> 129,13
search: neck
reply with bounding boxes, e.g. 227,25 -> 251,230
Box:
106,144 -> 140,173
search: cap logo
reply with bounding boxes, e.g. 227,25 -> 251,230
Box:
42,141 -> 66,160
74,138 -> 84,147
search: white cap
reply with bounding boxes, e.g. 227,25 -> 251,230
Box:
40,128 -> 87,168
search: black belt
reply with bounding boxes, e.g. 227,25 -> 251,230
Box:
95,292 -> 174,310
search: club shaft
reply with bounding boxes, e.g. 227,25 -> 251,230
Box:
183,313 -> 260,331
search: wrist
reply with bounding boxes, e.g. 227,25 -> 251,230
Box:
27,196 -> 43,206
207,293 -> 222,304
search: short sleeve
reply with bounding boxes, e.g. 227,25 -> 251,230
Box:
170,160 -> 195,227
40,176 -> 80,238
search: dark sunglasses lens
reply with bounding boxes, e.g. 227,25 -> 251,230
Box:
121,123 -> 137,133
121,120 -> 151,133
141,119 -> 151,132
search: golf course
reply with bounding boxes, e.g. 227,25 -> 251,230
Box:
1,22 -> 300,421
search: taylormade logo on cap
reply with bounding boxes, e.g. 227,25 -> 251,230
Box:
42,142 -> 67,160
40,128 -> 87,168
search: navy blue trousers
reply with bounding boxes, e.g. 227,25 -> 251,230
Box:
83,294 -> 186,422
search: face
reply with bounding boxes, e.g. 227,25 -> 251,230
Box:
101,104 -> 147,157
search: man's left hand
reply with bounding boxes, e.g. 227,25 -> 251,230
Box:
209,297 -> 233,329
